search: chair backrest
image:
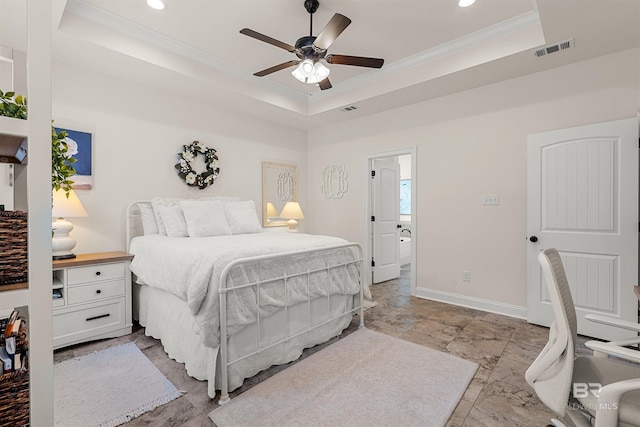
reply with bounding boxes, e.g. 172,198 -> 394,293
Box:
542,248 -> 578,343
525,248 -> 577,416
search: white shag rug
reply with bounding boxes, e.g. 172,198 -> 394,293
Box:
210,328 -> 477,427
54,342 -> 181,427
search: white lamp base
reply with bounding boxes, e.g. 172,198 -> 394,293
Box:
287,219 -> 299,232
52,217 -> 77,260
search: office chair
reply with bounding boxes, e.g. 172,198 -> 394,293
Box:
525,248 -> 640,427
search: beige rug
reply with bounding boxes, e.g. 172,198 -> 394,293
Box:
209,328 -> 477,427
54,342 -> 181,427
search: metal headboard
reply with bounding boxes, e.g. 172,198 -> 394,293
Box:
125,200 -> 149,253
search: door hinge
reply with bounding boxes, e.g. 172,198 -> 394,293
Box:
371,258 -> 375,267
371,170 -> 376,178
371,216 -> 375,221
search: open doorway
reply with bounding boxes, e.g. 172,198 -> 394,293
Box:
364,148 -> 416,295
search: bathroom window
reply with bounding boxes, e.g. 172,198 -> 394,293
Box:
400,179 -> 411,215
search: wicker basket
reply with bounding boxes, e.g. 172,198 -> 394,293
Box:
0,211 -> 28,286
0,369 -> 29,426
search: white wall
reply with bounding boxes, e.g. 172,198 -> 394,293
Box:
52,62 -> 307,254
47,48 -> 640,315
307,48 -> 640,314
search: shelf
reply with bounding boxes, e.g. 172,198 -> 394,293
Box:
0,116 -> 28,139
0,287 -> 28,312
0,116 -> 28,164
52,278 -> 63,289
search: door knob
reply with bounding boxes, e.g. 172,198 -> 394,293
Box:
529,236 -> 538,243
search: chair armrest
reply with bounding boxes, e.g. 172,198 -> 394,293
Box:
585,314 -> 640,333
585,341 -> 640,363
595,378 -> 640,427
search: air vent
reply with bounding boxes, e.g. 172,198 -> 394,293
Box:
533,38 -> 575,58
340,105 -> 358,112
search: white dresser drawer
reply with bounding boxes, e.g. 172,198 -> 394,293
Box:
66,279 -> 125,305
67,262 -> 125,285
53,298 -> 125,348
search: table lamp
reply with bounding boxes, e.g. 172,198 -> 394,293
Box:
280,201 -> 304,232
52,188 -> 88,260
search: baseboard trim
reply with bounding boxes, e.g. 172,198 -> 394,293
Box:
415,287 -> 528,320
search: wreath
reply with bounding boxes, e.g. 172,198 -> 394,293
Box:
174,141 -> 220,189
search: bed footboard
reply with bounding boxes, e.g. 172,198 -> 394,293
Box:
217,243 -> 364,405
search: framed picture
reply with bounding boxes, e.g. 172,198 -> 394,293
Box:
54,127 -> 93,190
400,179 -> 411,215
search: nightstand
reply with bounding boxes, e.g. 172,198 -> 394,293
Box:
52,251 -> 134,349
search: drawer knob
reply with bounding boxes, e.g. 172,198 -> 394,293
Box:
96,289 -> 102,294
95,271 -> 101,276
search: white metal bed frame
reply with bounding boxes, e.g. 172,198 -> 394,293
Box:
125,201 -> 364,404
217,243 -> 364,404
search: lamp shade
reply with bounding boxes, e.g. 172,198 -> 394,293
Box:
52,189 -> 88,218
280,201 -> 304,219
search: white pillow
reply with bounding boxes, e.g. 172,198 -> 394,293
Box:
180,200 -> 232,237
199,196 -> 241,203
224,201 -> 262,234
138,202 -> 158,235
151,197 -> 183,236
157,205 -> 188,237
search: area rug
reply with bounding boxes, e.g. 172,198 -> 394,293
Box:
54,342 -> 181,427
209,328 -> 478,427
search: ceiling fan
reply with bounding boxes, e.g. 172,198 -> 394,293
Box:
240,0 -> 384,90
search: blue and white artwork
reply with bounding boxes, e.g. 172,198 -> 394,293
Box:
400,179 -> 411,215
55,127 -> 93,190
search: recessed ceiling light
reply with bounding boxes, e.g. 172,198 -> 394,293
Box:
458,0 -> 476,7
147,0 -> 165,10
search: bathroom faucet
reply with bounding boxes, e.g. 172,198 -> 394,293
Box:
401,228 -> 411,237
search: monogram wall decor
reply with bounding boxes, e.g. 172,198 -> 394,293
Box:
321,165 -> 348,199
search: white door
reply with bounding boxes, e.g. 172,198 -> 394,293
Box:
527,118 -> 638,340
0,164 -> 14,210
372,159 -> 400,283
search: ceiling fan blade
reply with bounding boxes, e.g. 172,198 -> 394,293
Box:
240,28 -> 296,52
253,60 -> 300,77
318,78 -> 332,90
326,54 -> 384,68
313,13 -> 351,50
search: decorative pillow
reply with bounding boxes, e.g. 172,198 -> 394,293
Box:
150,197 -> 183,236
224,200 -> 262,234
156,205 -> 188,237
180,200 -> 232,237
138,202 -> 158,235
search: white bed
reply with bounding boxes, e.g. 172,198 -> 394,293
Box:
126,199 -> 363,402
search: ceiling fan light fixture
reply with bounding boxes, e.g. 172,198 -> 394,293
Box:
291,59 -> 330,84
313,62 -> 330,80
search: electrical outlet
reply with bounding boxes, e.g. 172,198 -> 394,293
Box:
483,194 -> 499,206
462,271 -> 471,282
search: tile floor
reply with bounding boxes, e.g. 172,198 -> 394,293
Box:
54,265 -> 593,426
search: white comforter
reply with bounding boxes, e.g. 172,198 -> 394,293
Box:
129,232 -> 360,348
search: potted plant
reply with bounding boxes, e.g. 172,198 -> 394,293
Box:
1,90 -> 76,195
